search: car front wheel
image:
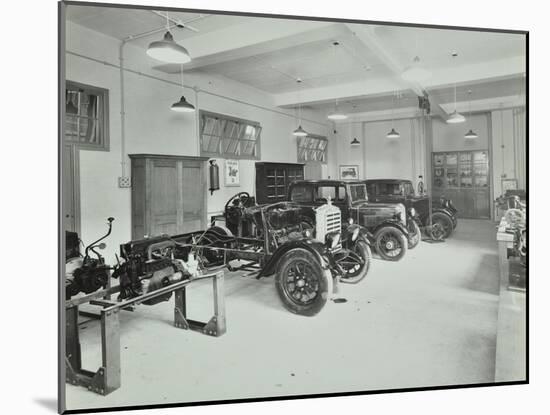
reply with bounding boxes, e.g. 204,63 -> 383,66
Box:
340,240 -> 371,284
275,248 -> 332,316
374,226 -> 408,261
431,212 -> 454,239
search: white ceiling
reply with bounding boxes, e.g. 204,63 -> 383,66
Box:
66,4 -> 526,116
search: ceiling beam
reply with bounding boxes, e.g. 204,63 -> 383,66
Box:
153,21 -> 343,74
345,23 -> 448,118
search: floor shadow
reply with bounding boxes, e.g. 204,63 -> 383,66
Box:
467,253 -> 500,295
34,398 -> 57,413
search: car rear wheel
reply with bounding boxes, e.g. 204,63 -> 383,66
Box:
431,212 -> 454,240
374,227 -> 408,261
407,220 -> 421,249
275,248 -> 332,316
340,240 -> 371,284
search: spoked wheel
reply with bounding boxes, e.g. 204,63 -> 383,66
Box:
275,248 -> 332,316
339,240 -> 371,284
407,220 -> 421,249
374,227 -> 408,261
430,212 -> 453,240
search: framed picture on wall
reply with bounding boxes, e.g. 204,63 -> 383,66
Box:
225,159 -> 240,186
339,165 -> 359,180
502,178 -> 518,193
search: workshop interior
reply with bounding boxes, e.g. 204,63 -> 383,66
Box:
60,2 -> 527,413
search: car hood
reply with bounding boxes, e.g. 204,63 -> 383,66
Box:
352,201 -> 401,210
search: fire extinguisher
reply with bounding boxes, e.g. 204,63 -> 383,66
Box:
209,159 -> 220,195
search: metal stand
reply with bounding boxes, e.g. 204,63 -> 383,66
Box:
65,271 -> 225,395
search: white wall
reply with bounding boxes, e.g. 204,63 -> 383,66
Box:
432,113 -> 490,152
491,108 -> 526,196
65,21 -> 329,261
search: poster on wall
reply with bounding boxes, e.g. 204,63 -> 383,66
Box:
225,159 -> 240,186
339,165 -> 359,179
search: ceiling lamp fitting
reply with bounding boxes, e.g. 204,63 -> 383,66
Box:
464,129 -> 478,139
350,137 -> 360,146
328,111 -> 348,120
386,128 -> 400,139
147,31 -> 191,63
401,56 -> 431,82
447,110 -> 465,124
293,125 -> 308,137
171,95 -> 195,112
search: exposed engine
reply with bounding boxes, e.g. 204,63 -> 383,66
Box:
65,218 -> 114,299
112,235 -> 199,304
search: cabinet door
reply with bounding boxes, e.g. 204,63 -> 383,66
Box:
150,159 -> 179,236
181,162 -> 204,233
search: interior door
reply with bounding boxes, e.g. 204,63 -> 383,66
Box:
62,144 -> 77,232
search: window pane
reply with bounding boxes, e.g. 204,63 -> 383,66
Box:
202,135 -> 212,152
202,117 -> 217,135
207,136 -> 220,153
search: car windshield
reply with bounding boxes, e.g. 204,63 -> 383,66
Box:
349,184 -> 367,202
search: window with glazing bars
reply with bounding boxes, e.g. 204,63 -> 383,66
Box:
65,81 -> 109,150
297,134 -> 328,163
200,111 -> 261,159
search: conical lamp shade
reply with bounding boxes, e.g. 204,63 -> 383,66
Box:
386,128 -> 400,138
464,129 -> 478,139
328,111 -> 348,120
293,125 -> 308,137
350,137 -> 360,146
171,95 -> 195,112
446,110 -> 466,124
147,31 -> 191,63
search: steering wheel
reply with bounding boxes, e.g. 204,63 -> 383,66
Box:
224,192 -> 252,225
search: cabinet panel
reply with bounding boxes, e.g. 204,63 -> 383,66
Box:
255,162 -> 304,204
130,154 -> 207,239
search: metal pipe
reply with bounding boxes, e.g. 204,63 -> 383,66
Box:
119,41 -> 127,177
67,50 -> 329,127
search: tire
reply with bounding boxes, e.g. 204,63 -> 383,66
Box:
340,240 -> 372,284
275,248 -> 332,316
407,220 -> 421,249
374,226 -> 408,261
431,212 -> 454,240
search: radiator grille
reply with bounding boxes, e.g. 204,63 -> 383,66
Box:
315,203 -> 342,243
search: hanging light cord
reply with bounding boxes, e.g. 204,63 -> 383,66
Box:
180,63 -> 184,90
165,12 -> 170,31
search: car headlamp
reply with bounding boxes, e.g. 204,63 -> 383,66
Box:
331,233 -> 341,249
351,227 -> 360,242
348,218 -> 354,225
409,207 -> 416,217
304,229 -> 312,238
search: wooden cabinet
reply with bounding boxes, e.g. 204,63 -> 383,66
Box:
431,150 -> 490,219
130,154 -> 208,239
255,162 -> 304,204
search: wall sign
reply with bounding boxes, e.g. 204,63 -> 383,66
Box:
225,159 -> 240,186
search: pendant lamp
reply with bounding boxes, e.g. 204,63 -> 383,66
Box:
401,55 -> 431,82
464,90 -> 478,138
147,13 -> 191,63
386,91 -> 401,138
293,78 -> 308,136
327,42 -> 347,120
350,137 -> 361,146
446,53 -> 465,124
171,64 -> 195,112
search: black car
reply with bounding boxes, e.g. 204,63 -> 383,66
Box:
287,180 -> 417,261
365,179 -> 458,239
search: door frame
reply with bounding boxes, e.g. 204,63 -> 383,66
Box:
63,143 -> 82,234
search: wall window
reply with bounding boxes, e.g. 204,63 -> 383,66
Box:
200,110 -> 261,160
65,81 -> 109,150
297,134 -> 328,163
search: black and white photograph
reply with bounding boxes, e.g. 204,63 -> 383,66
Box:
54,0 -> 530,413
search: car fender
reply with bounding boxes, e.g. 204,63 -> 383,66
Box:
343,224 -> 372,247
372,220 -> 409,237
423,209 -> 454,227
259,239 -> 332,278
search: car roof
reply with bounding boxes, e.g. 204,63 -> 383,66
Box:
364,179 -> 412,184
291,179 -> 365,186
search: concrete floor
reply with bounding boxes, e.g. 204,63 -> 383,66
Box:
66,219 -> 501,411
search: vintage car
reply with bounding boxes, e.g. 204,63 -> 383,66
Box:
365,179 -> 458,239
287,180 -> 416,261
112,192 -> 372,317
